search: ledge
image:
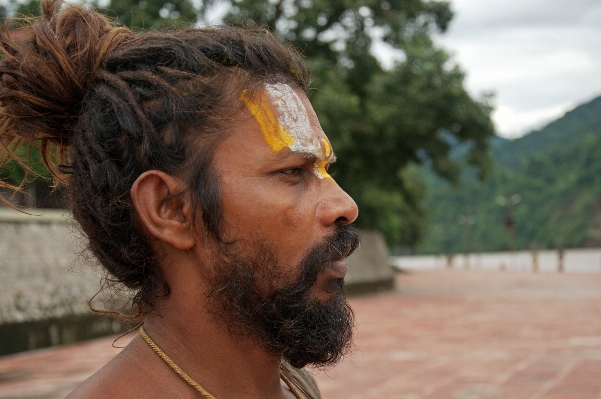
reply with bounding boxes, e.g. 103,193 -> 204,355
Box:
0,208 -> 72,224
345,276 -> 396,296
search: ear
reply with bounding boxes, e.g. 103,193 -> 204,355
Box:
131,170 -> 196,250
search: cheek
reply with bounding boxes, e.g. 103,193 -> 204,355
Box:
220,182 -> 311,239
278,201 -> 306,230
251,195 -> 308,238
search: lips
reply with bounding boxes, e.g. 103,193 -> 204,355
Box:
308,224 -> 359,283
325,258 -> 348,279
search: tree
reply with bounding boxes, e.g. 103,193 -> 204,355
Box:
2,0 -> 496,247
100,0 -> 197,30
0,0 -> 198,30
219,0 -> 495,247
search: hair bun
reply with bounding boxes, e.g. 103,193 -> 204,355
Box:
0,0 -> 133,190
0,0 -> 133,145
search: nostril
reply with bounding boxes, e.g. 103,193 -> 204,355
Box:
335,216 -> 349,226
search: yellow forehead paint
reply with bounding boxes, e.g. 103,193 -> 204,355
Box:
239,89 -> 294,152
239,83 -> 332,179
314,138 -> 332,179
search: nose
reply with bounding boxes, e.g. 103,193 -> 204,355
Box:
317,179 -> 359,227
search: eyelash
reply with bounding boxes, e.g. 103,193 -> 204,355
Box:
281,167 -> 304,177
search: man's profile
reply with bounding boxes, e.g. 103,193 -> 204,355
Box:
0,1 -> 359,398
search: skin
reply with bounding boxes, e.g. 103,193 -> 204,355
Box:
66,85 -> 358,399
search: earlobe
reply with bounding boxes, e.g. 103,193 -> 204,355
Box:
131,170 -> 196,250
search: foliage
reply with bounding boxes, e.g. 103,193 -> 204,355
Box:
0,0 -> 42,19
0,0 -> 496,250
99,0 -> 197,30
419,96 -> 601,254
493,95 -> 601,169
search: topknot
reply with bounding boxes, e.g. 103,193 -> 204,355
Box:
0,0 -> 132,181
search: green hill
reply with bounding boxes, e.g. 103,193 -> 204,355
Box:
417,94 -> 601,254
493,95 -> 601,169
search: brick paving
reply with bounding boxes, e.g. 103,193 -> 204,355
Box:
2,270 -> 601,399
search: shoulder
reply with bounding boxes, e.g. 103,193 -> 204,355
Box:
281,361 -> 323,399
66,336 -> 195,399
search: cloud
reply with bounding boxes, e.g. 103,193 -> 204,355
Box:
434,0 -> 601,138
447,0 -> 601,31
493,103 -> 574,139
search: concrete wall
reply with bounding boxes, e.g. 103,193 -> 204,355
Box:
0,210 -> 394,353
0,209 -> 129,355
345,230 -> 395,294
392,248 -> 601,273
0,209 -> 103,325
0,211 -> 394,324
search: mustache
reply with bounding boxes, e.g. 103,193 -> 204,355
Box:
279,224 -> 361,293
314,223 -> 360,264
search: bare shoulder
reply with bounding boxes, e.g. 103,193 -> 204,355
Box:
65,336 -> 145,399
66,336 -> 190,399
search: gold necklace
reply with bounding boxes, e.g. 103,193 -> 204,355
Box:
139,326 -> 303,399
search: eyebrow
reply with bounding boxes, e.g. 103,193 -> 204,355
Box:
275,149 -> 338,164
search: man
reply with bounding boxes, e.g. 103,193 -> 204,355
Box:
0,1 -> 359,398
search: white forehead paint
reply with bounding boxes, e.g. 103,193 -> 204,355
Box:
264,83 -> 322,158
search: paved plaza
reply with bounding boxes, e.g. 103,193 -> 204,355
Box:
1,269 -> 601,398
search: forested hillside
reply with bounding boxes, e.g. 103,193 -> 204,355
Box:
493,96 -> 601,169
417,95 -> 601,254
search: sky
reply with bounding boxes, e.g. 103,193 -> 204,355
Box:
432,0 -> 601,139
202,0 -> 601,139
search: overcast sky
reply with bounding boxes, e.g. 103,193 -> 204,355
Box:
194,0 -> 601,139
432,0 -> 601,138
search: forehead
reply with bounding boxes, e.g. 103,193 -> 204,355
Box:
235,83 -> 332,161
241,83 -> 323,134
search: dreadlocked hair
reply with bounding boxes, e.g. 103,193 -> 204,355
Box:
0,0 -> 309,320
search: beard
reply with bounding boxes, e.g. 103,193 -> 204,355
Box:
206,224 -> 360,369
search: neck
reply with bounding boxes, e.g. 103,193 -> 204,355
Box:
142,292 -> 284,399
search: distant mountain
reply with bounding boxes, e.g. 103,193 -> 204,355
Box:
493,95 -> 601,169
417,94 -> 601,254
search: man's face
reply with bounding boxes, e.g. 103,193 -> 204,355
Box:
204,82 -> 359,367
213,82 -> 359,299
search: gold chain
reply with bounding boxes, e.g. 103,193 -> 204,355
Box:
139,326 -> 303,399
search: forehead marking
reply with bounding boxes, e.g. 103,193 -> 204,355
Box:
239,83 -> 332,180
314,138 -> 332,179
264,83 -> 321,156
239,89 -> 294,152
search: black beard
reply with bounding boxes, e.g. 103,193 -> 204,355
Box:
206,225 -> 360,369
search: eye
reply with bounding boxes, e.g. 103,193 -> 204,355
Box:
277,166 -> 309,184
280,167 -> 304,177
